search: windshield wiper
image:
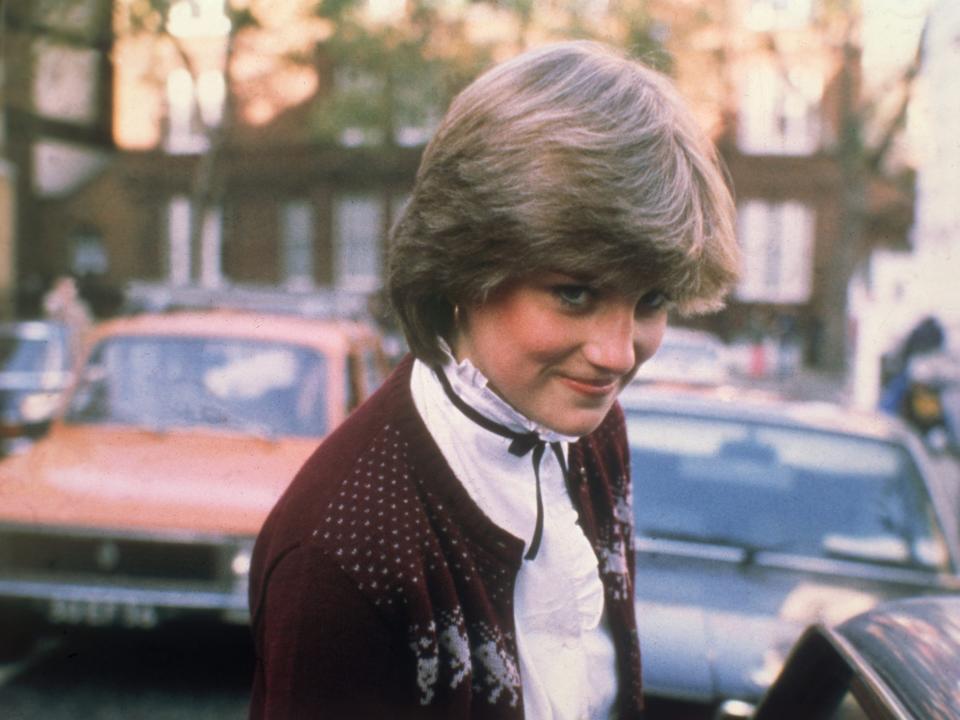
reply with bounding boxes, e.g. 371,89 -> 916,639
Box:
640,529 -> 777,565
820,538 -> 938,571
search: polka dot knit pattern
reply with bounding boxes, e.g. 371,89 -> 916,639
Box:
248,356 -> 644,719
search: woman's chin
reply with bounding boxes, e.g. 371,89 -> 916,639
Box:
536,405 -> 613,438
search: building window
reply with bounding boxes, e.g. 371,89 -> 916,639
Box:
330,66 -> 440,148
33,41 -> 100,125
281,201 -> 315,290
167,195 -> 192,285
71,229 -> 108,276
200,204 -> 223,288
333,194 -> 383,292
167,196 -> 223,286
735,200 -> 815,303
333,68 -> 385,148
738,62 -> 822,156
745,0 -> 814,31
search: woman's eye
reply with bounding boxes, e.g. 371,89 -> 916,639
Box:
554,285 -> 592,308
636,289 -> 669,312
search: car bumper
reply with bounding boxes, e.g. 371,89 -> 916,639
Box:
0,576 -> 250,627
0,524 -> 254,628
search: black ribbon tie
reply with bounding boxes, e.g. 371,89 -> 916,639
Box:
435,367 -> 568,561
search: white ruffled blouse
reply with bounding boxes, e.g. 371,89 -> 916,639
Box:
410,354 -> 618,720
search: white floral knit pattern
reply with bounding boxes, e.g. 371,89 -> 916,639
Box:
407,609 -> 522,707
573,429 -> 635,604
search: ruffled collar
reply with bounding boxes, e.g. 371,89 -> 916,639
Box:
438,339 -> 578,445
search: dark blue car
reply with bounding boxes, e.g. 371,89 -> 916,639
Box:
622,385 -> 960,715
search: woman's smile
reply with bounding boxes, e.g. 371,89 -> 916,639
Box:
555,372 -> 623,399
452,272 -> 668,436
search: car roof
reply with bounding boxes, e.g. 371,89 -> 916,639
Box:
619,384 -> 910,443
659,326 -> 725,347
87,309 -> 378,356
838,594 -> 960,642
835,595 -> 960,719
752,595 -> 960,719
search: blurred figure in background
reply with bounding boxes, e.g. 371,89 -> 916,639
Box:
880,315 -> 960,452
249,40 -> 739,719
879,315 -> 944,418
42,276 -> 93,362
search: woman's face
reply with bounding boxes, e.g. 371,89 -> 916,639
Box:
452,272 -> 669,437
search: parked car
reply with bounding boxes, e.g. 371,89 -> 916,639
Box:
621,386 -> 960,715
631,327 -> 730,387
0,307 -> 387,658
0,320 -> 76,455
717,594 -> 960,720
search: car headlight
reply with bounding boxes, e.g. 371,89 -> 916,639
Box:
19,391 -> 61,423
231,545 -> 253,577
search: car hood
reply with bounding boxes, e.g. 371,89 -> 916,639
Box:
0,423 -> 317,537
635,547 -> 953,704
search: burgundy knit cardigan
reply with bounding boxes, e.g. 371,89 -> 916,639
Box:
248,356 -> 643,719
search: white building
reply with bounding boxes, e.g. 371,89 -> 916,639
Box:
850,0 -> 960,408
911,0 -> 960,299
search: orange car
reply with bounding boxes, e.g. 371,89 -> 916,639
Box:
0,308 -> 387,656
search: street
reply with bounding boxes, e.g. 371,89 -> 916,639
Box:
0,623 -> 253,719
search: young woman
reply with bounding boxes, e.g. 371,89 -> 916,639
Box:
249,40 -> 740,719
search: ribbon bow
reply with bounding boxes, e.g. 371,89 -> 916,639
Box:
435,368 -> 568,560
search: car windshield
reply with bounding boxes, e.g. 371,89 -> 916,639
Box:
628,410 -> 951,572
65,336 -> 329,437
0,337 -> 53,374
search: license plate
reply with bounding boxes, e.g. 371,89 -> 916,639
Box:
48,598 -> 158,628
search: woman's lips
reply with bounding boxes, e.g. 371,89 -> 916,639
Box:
558,374 -> 621,397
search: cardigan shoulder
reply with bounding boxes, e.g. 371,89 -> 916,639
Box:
253,358 -> 453,614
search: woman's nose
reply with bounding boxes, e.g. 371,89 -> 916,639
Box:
582,304 -> 640,375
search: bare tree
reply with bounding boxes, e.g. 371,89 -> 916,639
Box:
819,1 -> 921,370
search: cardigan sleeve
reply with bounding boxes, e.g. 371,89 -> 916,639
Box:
249,543 -> 421,720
